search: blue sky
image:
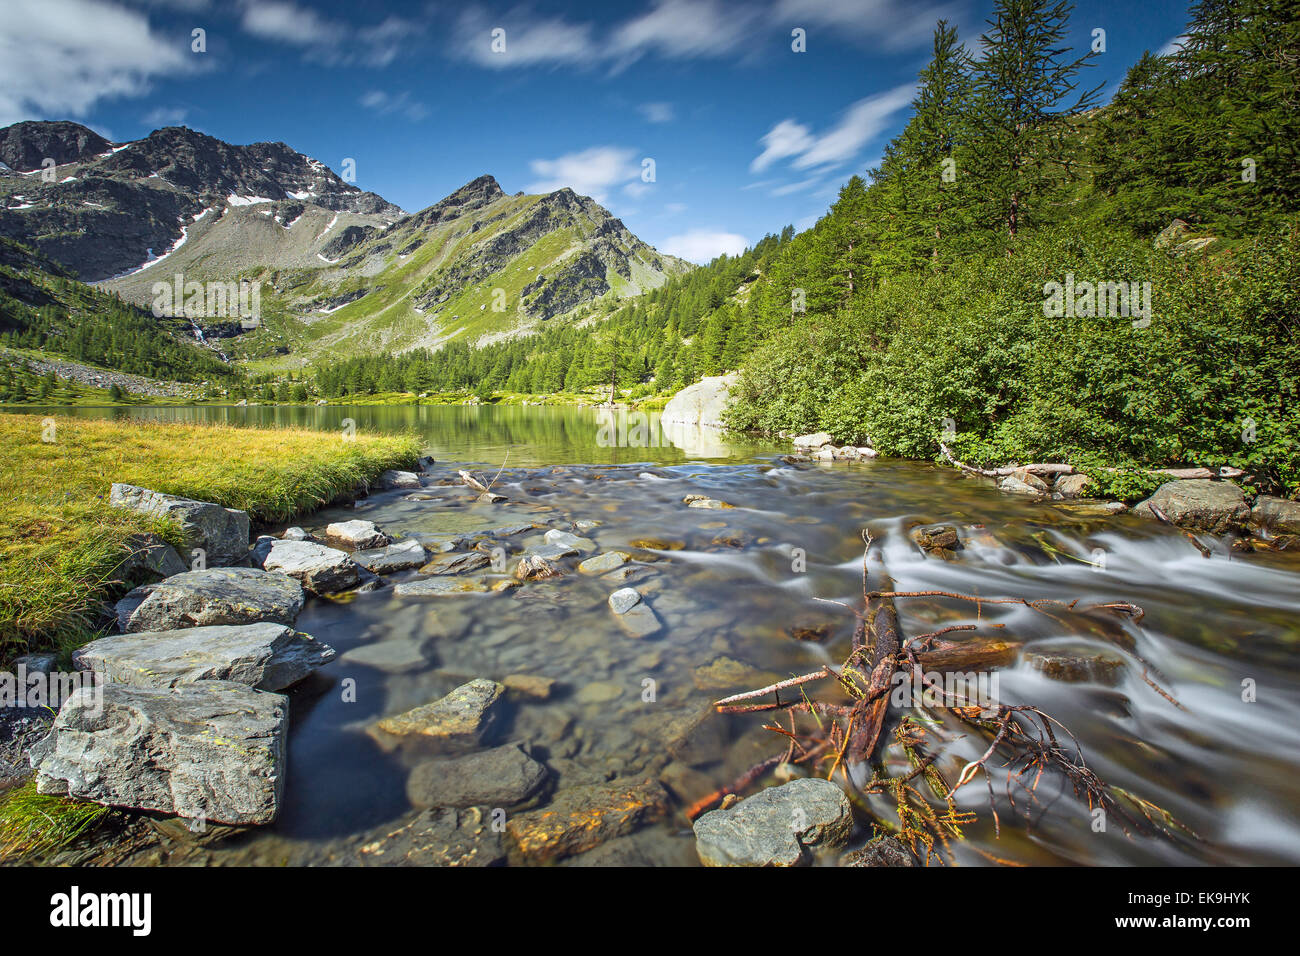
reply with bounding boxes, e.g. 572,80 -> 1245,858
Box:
2,0 -> 1193,262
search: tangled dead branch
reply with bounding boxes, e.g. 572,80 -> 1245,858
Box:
696,529 -> 1196,864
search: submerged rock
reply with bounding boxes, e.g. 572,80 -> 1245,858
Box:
323,519 -> 390,550
693,778 -> 854,867
502,674 -> 557,700
420,551 -> 492,575
683,494 -> 733,510
607,587 -> 662,639
115,567 -> 304,632
506,778 -> 669,863
1133,479 -> 1250,533
31,681 -> 288,825
544,528 -> 596,552
109,484 -> 250,567
392,577 -> 494,597
1026,652 -> 1125,685
406,743 -> 548,809
354,807 -> 505,867
257,539 -> 359,594
376,679 -> 504,749
910,524 -> 961,557
73,622 -> 334,690
693,656 -> 780,692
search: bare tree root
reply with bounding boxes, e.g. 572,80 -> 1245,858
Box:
699,528 -> 1196,863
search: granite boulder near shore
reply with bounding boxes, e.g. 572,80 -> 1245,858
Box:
72,622 -> 334,691
109,483 -> 250,566
115,567 -> 305,632
30,680 -> 289,825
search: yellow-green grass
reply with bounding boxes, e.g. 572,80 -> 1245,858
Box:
0,413 -> 421,654
0,780 -> 111,861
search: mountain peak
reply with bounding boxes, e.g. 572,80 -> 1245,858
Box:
0,120 -> 111,172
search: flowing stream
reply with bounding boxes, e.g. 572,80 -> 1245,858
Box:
22,404 -> 1300,865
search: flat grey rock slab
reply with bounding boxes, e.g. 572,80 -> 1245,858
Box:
693,778 -> 854,867
110,483 -> 250,567
544,529 -> 596,552
392,577 -> 494,597
1133,478 -> 1250,533
258,539 -> 359,594
352,538 -> 427,573
73,622 -> 334,691
31,680 -> 288,825
115,567 -> 305,633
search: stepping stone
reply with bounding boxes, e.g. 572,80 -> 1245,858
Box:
115,567 -> 304,633
31,680 -> 288,825
351,538 -> 427,574
419,551 -> 491,575
258,539 -> 359,594
323,519 -> 389,549
73,622 -> 334,690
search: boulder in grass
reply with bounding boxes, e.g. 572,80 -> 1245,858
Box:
1133,479 -> 1250,533
258,539 -> 359,594
109,484 -> 250,567
116,532 -> 188,580
30,681 -> 288,825
72,622 -> 334,691
115,567 -> 304,633
693,778 -> 853,867
323,519 -> 389,550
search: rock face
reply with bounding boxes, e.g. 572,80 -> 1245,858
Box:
506,779 -> 669,863
109,483 -> 250,567
693,778 -> 854,866
115,567 -> 305,632
406,744 -> 548,809
1251,495 -> 1300,535
1133,479 -> 1250,532
72,622 -> 334,691
323,520 -> 389,550
257,539 -> 359,594
661,373 -> 738,428
351,538 -> 427,573
30,681 -> 288,825
376,679 -> 504,749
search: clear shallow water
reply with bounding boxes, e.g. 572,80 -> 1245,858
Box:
23,405 -> 1300,865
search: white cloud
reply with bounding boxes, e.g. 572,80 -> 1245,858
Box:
661,229 -> 748,264
142,105 -> 189,128
751,119 -> 813,173
751,85 -> 914,176
770,177 -> 820,196
638,101 -> 675,124
663,202 -> 687,215
450,0 -> 759,71
610,0 -> 759,63
238,1 -> 421,67
526,146 -> 642,202
359,90 -> 429,122
0,0 -> 191,127
775,0 -> 966,51
451,7 -> 598,68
